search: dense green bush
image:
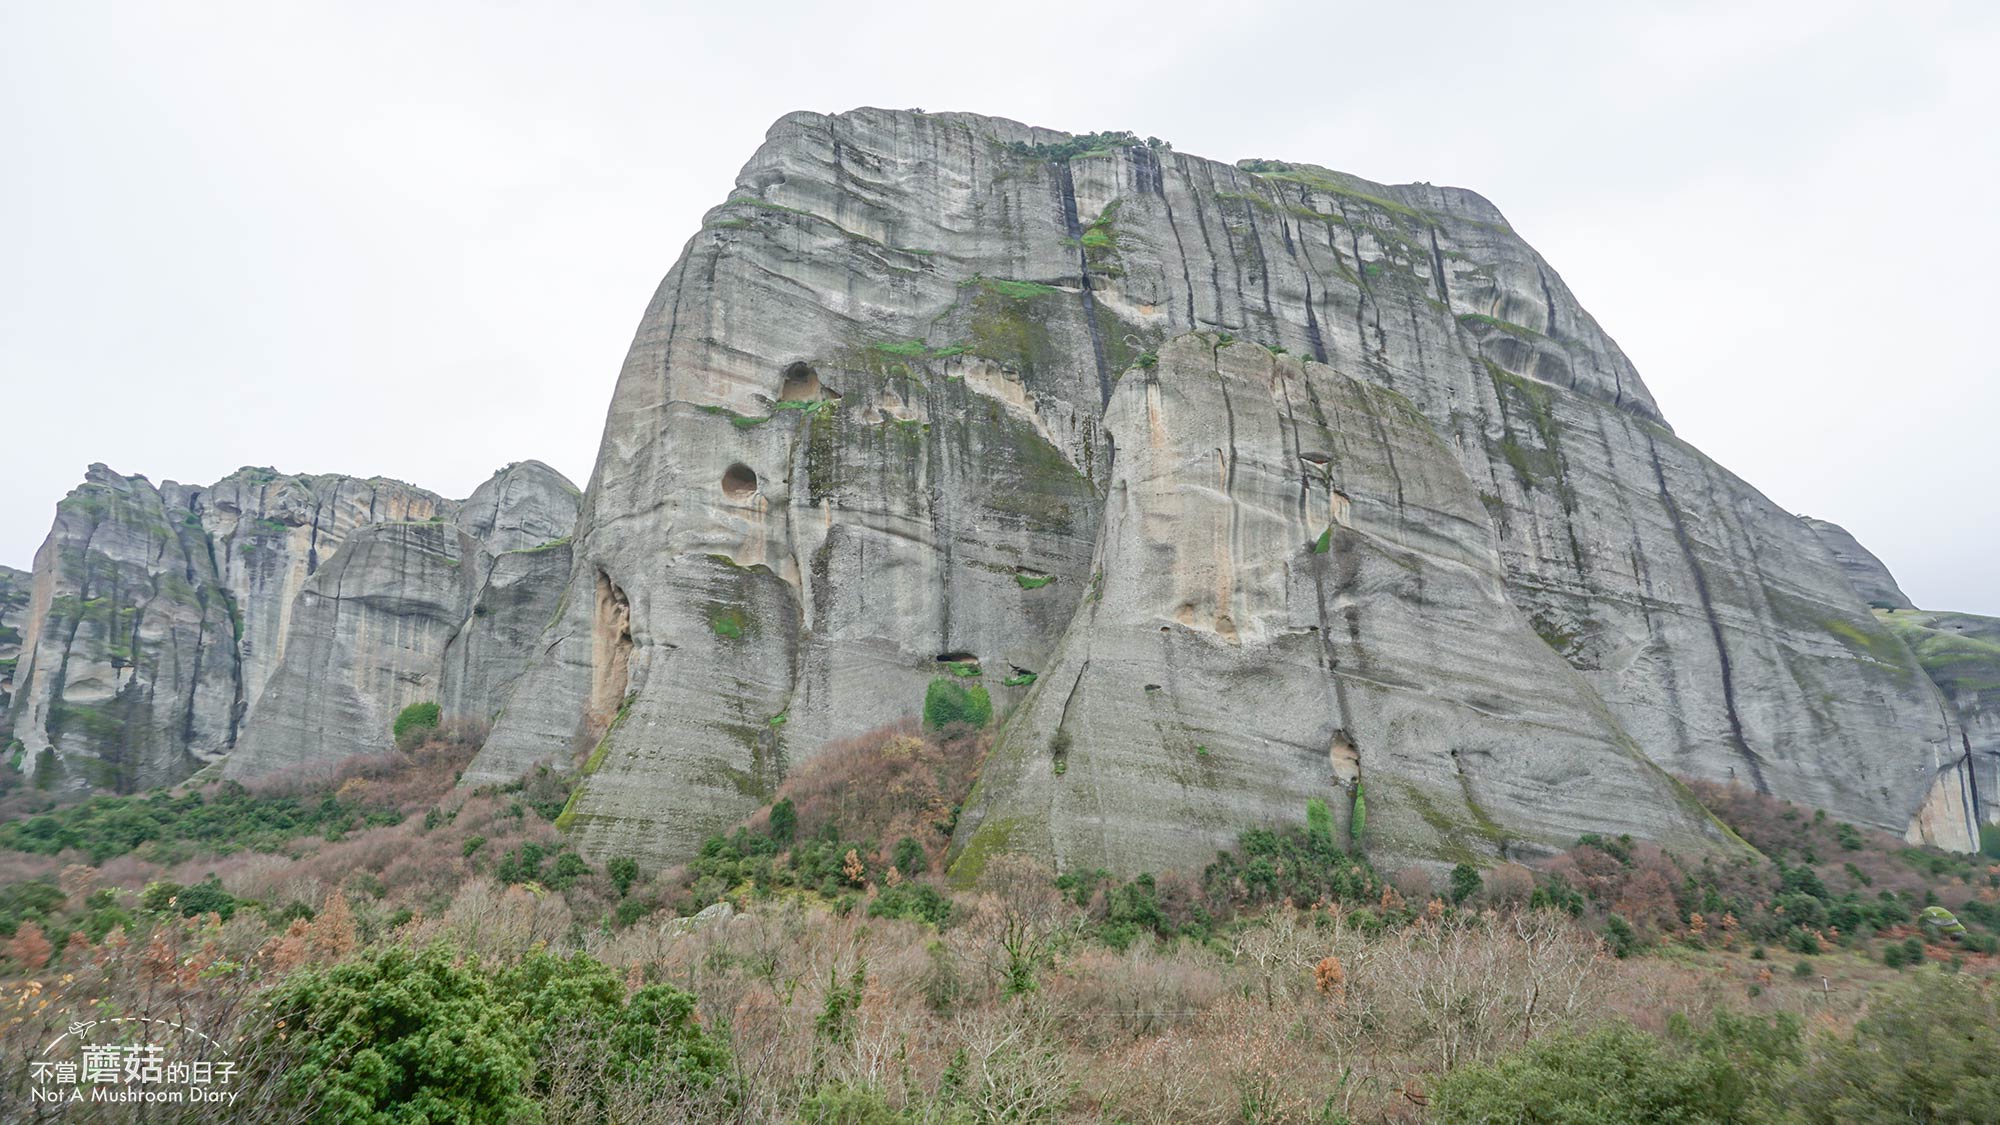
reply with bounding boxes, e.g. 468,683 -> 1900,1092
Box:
922,678 -> 991,731
795,1081 -> 906,1123
768,797 -> 798,843
1431,1011 -> 1800,1124
867,882 -> 952,927
1795,971 -> 2000,1121
1203,817 -> 1380,912
0,781 -> 398,863
171,875 -> 237,920
1603,913 -> 1639,958
607,855 -> 639,896
392,701 -> 442,748
255,944 -> 730,1123
502,949 -> 729,1094
0,879 -> 67,937
256,944 -> 538,1123
493,840 -> 590,888
1449,863 -> 1482,905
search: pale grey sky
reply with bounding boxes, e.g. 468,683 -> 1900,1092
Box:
4,1 -> 1994,613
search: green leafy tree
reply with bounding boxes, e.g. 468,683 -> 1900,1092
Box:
1604,913 -> 1639,958
140,880 -> 183,913
1448,863 -> 1482,905
173,875 -> 236,920
816,963 -> 868,1046
768,798 -> 797,844
607,855 -> 640,897
1305,797 -> 1333,845
605,984 -> 733,1089
892,835 -> 925,877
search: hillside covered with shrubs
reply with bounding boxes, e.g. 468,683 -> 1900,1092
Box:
0,713 -> 1997,1122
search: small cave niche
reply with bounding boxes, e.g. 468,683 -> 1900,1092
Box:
936,651 -> 980,665
779,361 -> 837,402
1328,729 -> 1361,787
779,361 -> 821,402
1299,451 -> 1332,467
721,463 -> 759,500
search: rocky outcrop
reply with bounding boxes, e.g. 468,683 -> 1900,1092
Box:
467,108 -> 1975,871
1800,518 -> 1992,832
222,462 -> 579,779
1877,608 -> 2000,828
6,466 -> 253,790
1,565 -> 33,721
5,462 -> 574,792
1803,518 -> 1914,610
438,464 -> 582,726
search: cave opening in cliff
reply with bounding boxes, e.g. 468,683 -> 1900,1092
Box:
779,361 -> 821,402
721,463 -> 758,500
936,652 -> 979,665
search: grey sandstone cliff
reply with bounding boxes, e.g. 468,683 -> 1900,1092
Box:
1803,517 -> 1914,610
1792,518 -> 1995,835
4,461 -> 576,791
463,108 -> 1979,872
1877,607 -> 2000,831
0,565 -> 29,719
221,460 -> 580,779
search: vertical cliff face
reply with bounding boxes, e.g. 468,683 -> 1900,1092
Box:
221,461 -> 581,780
1,566 -> 36,726
1876,607 -> 2000,828
6,466 -> 250,790
192,468 -> 452,706
6,462 -> 576,791
466,107 -> 1974,871
1791,518 -> 1994,834
955,336 -> 1718,875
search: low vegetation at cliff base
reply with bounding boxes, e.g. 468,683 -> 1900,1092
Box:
0,719 -> 1996,1122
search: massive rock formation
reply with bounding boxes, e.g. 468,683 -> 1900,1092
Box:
4,462 -> 575,791
0,565 -> 29,719
464,108 -> 1979,871
1788,518 -> 1995,835
1803,517 -> 1914,610
955,336 -> 1719,875
223,461 -> 579,779
1877,607 -> 2000,829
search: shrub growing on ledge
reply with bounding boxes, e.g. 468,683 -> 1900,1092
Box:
923,678 -> 991,731
393,701 -> 442,748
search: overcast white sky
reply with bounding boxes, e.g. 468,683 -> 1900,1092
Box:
4,1 -> 1994,613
